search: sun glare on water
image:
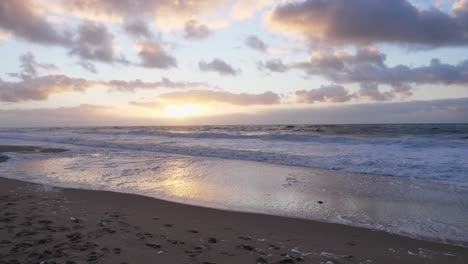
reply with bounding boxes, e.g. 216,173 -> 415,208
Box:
165,104 -> 199,118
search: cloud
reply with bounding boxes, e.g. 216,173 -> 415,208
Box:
296,85 -> 355,103
268,0 -> 468,47
245,98 -> 468,125
245,35 -> 267,52
257,59 -> 288,72
128,101 -> 164,109
199,58 -> 239,76
0,75 -> 89,102
0,75 -> 209,102
0,0 -> 71,45
135,40 -> 177,69
295,81 -> 413,104
358,83 -> 395,101
71,21 -> 127,63
262,47 -> 468,91
184,20 -> 211,40
106,78 -> 208,92
2,98 -> 468,127
0,104 -> 117,127
56,0 -> 229,30
0,30 -> 10,40
77,61 -> 98,73
8,52 -> 57,80
157,90 -> 281,105
0,54 -> 207,102
123,19 -> 153,39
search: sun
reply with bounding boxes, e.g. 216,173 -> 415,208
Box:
165,104 -> 199,118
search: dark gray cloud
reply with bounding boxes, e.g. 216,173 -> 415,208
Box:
262,47 -> 468,91
0,75 -> 208,102
9,52 -> 57,80
455,0 -> 468,28
257,59 -> 288,73
296,85 -> 355,103
123,19 -> 153,39
184,20 -> 211,40
358,83 -> 394,101
157,90 -> 280,105
0,75 -> 88,102
136,41 -> 177,69
269,0 -> 468,47
106,77 -> 208,92
71,21 -> 127,63
0,0 -> 71,45
245,35 -> 267,52
0,54 -> 207,102
77,61 -> 98,73
199,58 -> 239,76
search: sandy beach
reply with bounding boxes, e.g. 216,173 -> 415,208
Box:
1,175 -> 467,264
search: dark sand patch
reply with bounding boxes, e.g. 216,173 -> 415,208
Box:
0,177 -> 467,264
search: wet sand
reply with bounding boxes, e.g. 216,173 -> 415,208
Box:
0,177 -> 467,264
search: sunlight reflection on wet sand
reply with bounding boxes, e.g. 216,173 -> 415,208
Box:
1,150 -> 468,245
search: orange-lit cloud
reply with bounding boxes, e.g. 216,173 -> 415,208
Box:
157,90 -> 281,106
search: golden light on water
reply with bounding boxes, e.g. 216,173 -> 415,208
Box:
165,104 -> 199,118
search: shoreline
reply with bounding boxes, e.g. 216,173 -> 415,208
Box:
1,177 -> 467,263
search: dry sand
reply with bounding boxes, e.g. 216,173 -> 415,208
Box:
0,145 -> 467,263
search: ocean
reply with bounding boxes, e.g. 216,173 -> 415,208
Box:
1,124 -> 467,183
0,124 -> 467,245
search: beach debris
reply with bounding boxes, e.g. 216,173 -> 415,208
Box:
208,237 -> 218,243
188,229 -> 199,233
268,244 -> 281,250
283,177 -> 299,187
240,244 -> 255,251
291,248 -> 303,255
145,243 -> 161,249
70,217 -> 80,223
156,250 -> 166,255
167,239 -> 185,245
317,201 -> 324,204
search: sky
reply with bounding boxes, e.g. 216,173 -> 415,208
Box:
0,0 -> 468,127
